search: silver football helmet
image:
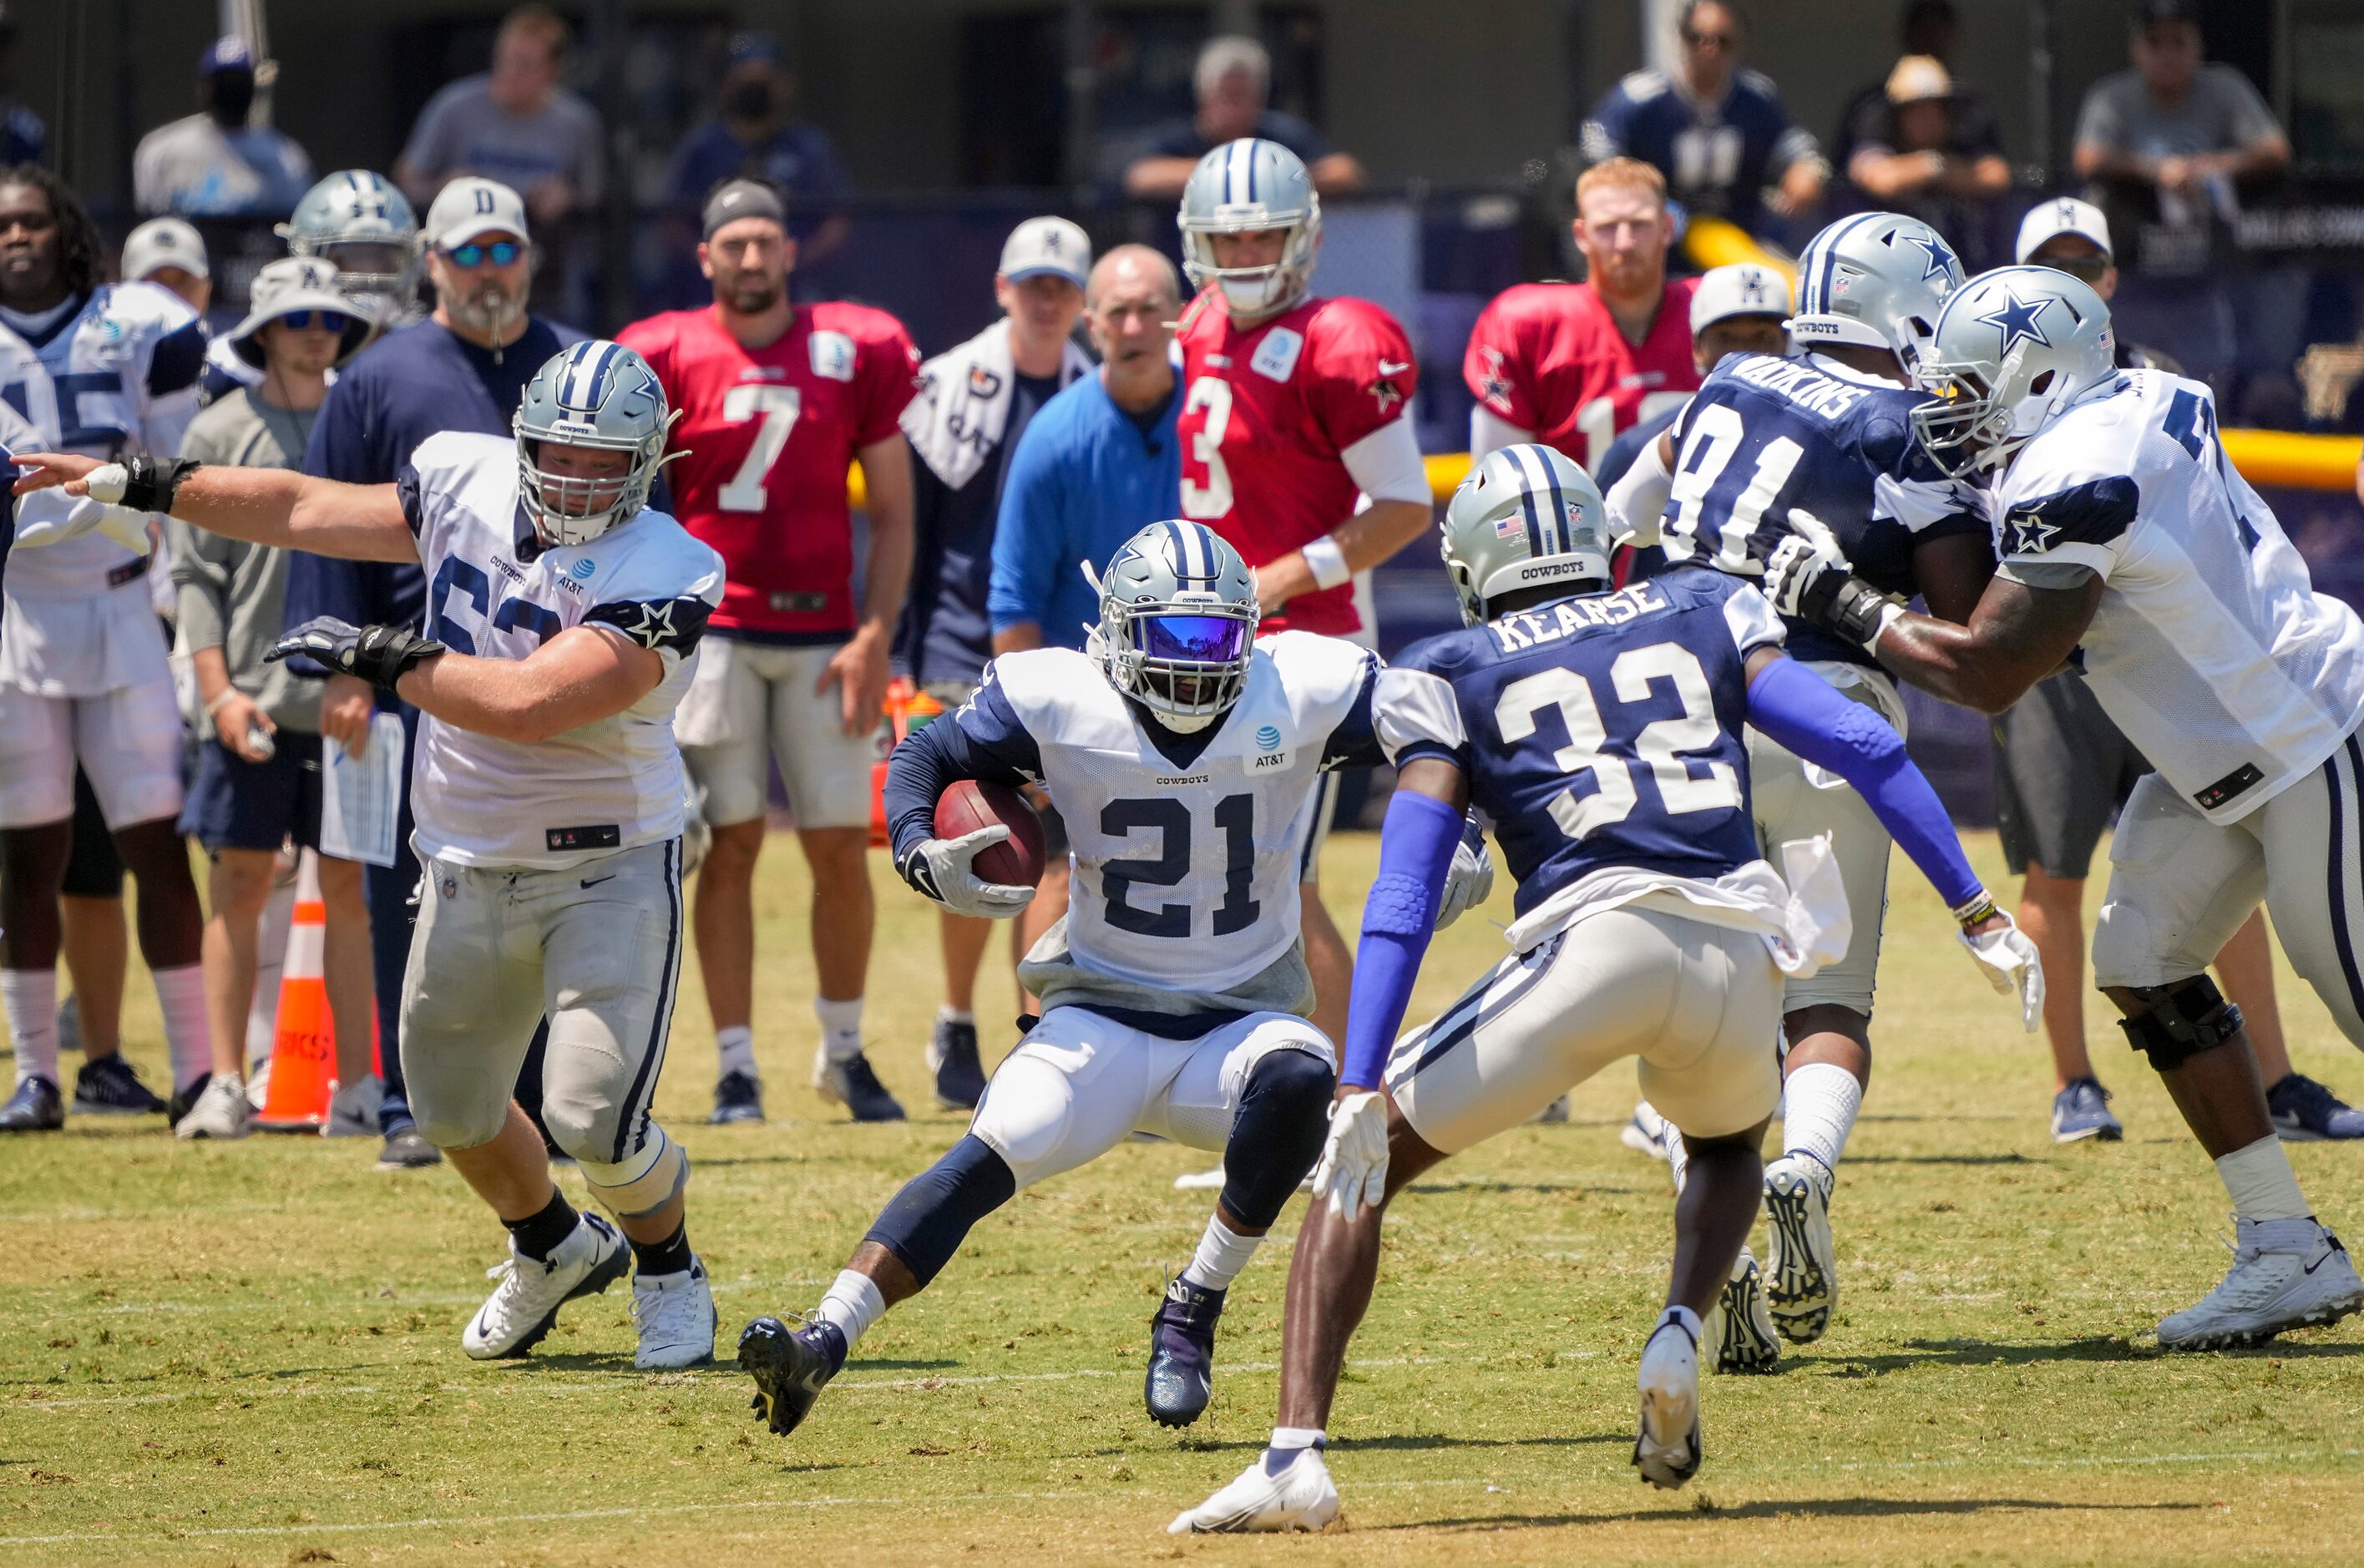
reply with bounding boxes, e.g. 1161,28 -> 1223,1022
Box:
514,341 -> 676,547
1911,266 -> 2117,479
277,170 -> 422,319
1786,211 -> 1964,371
1086,520 -> 1260,732
1441,444 -> 1613,627
1178,139 -> 1322,318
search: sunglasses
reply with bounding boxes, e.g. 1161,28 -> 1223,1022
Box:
2038,254 -> 2111,283
1682,30 -> 1736,48
441,240 -> 523,269
277,310 -> 351,333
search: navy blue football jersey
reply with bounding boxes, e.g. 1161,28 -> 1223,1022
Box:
1374,569 -> 1784,917
1580,68 -> 1819,233
1651,351 -> 1987,667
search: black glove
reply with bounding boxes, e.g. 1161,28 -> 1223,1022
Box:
266,616 -> 446,690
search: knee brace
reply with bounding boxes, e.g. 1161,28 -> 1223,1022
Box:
864,1134 -> 1017,1288
579,1125 -> 689,1219
1220,1049 -> 1337,1232
2117,975 -> 2245,1072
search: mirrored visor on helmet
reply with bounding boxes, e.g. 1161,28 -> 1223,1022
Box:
1138,614 -> 1250,665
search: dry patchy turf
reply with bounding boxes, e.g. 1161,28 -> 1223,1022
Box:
4,831 -> 2364,1565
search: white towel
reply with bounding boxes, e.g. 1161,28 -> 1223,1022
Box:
900,318 -> 1091,491
1501,833 -> 1853,979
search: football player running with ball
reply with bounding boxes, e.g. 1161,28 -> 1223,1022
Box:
736,520 -> 1492,1440
1172,447 -> 2038,1531
13,340 -> 730,1369
1769,266 -> 2364,1349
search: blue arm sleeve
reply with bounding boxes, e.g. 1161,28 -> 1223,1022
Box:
1745,656 -> 1984,910
1339,787 -> 1465,1091
882,679 -> 1045,872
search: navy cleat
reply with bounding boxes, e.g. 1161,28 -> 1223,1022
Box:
709,1068 -> 765,1125
2051,1077 -> 2123,1144
0,1075 -> 64,1133
165,1071 -> 210,1131
928,1016 -> 988,1111
73,1056 -> 166,1115
1145,1275 -> 1225,1427
2269,1073 -> 2364,1142
739,1314 -> 846,1438
813,1048 -> 906,1122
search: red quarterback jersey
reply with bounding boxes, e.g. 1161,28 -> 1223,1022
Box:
619,301 -> 919,640
1173,292 -> 1417,638
1463,280 -> 1701,471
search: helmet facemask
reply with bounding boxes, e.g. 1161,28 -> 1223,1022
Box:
1084,526 -> 1261,734
1182,216 -> 1321,318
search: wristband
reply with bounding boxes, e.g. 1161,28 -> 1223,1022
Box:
1951,890 -> 1998,929
114,456 -> 201,515
1300,535 -> 1352,592
203,687 -> 240,718
1822,575 -> 1902,655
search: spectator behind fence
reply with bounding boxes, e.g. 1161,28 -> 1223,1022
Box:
896,216 -> 1093,1113
120,218 -> 212,316
1580,0 -> 1825,236
664,32 -> 849,271
1843,56 -> 2010,269
394,6 -> 600,243
133,38 -> 314,220
285,175 -> 585,1171
1833,1 -> 1999,171
170,259 -> 377,1142
1121,36 -> 1364,201
2013,197 -> 2179,371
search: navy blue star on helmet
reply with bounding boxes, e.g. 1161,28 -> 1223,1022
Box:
1976,289 -> 2054,357
1902,230 -> 1957,282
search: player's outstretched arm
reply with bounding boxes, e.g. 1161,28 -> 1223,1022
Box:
11,452 -> 417,564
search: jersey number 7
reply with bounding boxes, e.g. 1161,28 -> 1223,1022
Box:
1495,641 -> 1740,842
720,384 -> 802,513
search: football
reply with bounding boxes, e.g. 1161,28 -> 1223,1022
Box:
935,777 -> 1048,888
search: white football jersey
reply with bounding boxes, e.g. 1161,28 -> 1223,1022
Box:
959,631 -> 1381,1003
402,431 -> 726,868
1994,371 -> 2364,823
1,284 -> 205,604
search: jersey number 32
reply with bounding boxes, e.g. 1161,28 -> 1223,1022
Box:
1495,641 -> 1740,841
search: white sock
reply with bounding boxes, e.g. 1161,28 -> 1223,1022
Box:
937,1006 -> 974,1026
815,996 -> 864,1064
2216,1135 -> 2311,1224
151,964 -> 212,1093
2,968 -> 58,1086
1270,1425 -> 1325,1452
814,1268 -> 886,1348
1780,1061 -> 1864,1184
715,1024 -> 756,1080
1665,1125 -> 1691,1195
1182,1215 -> 1261,1292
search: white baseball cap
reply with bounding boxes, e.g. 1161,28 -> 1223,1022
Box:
1000,216 -> 1090,288
121,217 -> 209,283
225,257 -> 373,367
2015,196 -> 2112,265
1690,262 -> 1791,335
425,176 -> 531,249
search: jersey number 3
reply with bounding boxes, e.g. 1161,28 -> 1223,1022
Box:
720,384 -> 802,512
1178,376 -> 1233,519
1494,642 -> 1739,841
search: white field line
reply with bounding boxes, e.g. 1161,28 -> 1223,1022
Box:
3,1447 -> 2361,1548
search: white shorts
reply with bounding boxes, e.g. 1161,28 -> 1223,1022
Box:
676,637 -> 874,831
1385,905 -> 1784,1150
2095,736 -> 2364,1046
0,673 -> 185,830
1747,663 -> 1906,1017
968,1006 -> 1334,1191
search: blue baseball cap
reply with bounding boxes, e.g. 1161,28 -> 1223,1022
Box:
200,36 -> 255,76
726,31 -> 786,67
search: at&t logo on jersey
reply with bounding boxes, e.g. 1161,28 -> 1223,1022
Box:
810,330 -> 856,382
1255,724 -> 1282,751
1251,327 -> 1303,382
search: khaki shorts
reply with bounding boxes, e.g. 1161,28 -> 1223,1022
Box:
2094,736 -> 2364,1047
1386,904 -> 1784,1150
401,838 -> 685,1161
676,637 -> 874,830
0,673 -> 184,829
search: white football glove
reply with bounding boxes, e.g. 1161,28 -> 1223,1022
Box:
899,825 -> 1036,921
1761,532 -> 1850,619
11,492 -> 153,554
1959,912 -> 2045,1033
1309,1090 -> 1390,1223
1432,831 -> 1495,930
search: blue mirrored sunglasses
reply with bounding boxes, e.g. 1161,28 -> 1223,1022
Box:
1139,614 -> 1249,664
278,310 -> 351,333
443,240 -> 523,269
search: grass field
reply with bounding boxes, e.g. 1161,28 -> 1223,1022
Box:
6,827 -> 2364,1565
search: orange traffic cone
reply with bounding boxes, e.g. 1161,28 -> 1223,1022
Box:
254,850 -> 336,1132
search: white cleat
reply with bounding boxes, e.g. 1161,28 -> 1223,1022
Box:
1620,1099 -> 1673,1159
1763,1153 -> 1836,1343
2156,1217 -> 2364,1351
462,1213 -> 629,1359
632,1256 -> 717,1368
1633,1310 -> 1703,1490
1703,1247 -> 1781,1374
175,1073 -> 251,1141
1170,1445 -> 1340,1534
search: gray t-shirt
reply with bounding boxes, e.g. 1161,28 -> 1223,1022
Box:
132,113 -> 314,219
171,390 -> 322,728
2073,64 -> 2280,160
398,76 -> 603,205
